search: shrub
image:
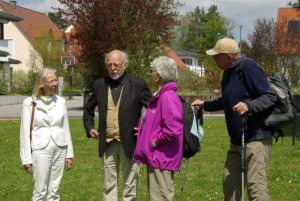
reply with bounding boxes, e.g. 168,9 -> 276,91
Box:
10,69 -> 38,95
177,68 -> 207,95
0,70 -> 9,95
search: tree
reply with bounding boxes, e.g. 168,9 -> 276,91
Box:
31,30 -> 64,69
201,5 -> 233,52
288,0 -> 300,7
173,7 -> 206,51
173,5 -> 233,54
56,0 -> 181,91
240,40 -> 251,55
246,17 -> 278,75
201,6 -> 234,91
48,12 -> 64,29
172,5 -> 234,91
246,13 -> 300,87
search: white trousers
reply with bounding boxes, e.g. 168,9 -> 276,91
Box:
32,137 -> 67,201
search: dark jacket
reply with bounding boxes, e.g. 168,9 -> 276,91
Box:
204,56 -> 277,145
83,73 -> 151,158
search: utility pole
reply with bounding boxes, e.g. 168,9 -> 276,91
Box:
239,25 -> 243,53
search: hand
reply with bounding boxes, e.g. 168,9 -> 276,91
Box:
133,127 -> 138,136
65,158 -> 72,171
233,102 -> 249,115
89,129 -> 99,139
24,164 -> 33,174
191,99 -> 204,110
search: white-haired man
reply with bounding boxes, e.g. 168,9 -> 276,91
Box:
192,38 -> 277,201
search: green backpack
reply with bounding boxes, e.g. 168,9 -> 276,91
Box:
238,58 -> 297,143
264,72 -> 297,128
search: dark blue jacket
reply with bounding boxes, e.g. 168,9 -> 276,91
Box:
204,56 -> 277,145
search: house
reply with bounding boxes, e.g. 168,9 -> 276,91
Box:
160,46 -> 188,69
276,7 -> 300,66
0,0 -> 63,73
175,49 -> 204,77
160,46 -> 205,77
0,10 -> 22,92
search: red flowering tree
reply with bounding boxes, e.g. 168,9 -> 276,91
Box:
56,0 -> 181,90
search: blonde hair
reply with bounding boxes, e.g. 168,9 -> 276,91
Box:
32,68 -> 57,97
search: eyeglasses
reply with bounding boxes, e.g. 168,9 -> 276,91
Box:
106,62 -> 124,69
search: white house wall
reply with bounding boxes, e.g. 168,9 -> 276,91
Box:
188,64 -> 205,77
180,55 -> 205,77
4,20 -> 41,72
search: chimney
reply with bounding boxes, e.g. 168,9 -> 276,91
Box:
10,0 -> 17,9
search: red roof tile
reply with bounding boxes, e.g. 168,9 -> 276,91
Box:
160,46 -> 188,69
0,0 -> 62,42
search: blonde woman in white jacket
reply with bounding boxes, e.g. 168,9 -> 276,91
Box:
20,68 -> 74,201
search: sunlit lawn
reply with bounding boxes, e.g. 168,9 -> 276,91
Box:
0,118 -> 299,200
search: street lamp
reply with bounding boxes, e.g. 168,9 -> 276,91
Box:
239,25 -> 243,53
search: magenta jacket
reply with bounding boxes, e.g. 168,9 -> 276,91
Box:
133,82 -> 183,171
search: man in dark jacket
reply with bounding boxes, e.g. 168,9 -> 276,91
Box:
83,50 -> 151,201
192,38 -> 277,201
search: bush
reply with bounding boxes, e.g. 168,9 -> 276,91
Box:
10,70 -> 28,95
10,69 -> 38,95
0,70 -> 9,95
177,68 -> 207,95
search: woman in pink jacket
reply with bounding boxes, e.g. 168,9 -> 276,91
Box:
134,56 -> 183,201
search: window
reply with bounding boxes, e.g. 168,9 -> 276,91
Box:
0,23 -> 3,39
182,58 -> 192,65
287,20 -> 300,33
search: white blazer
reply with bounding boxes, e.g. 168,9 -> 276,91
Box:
20,95 -> 74,165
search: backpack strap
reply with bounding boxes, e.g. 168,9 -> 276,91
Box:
197,108 -> 204,125
237,57 -> 256,98
30,98 -> 36,143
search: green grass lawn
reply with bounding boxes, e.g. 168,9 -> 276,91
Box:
0,118 -> 299,200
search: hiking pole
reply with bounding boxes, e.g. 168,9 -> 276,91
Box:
241,115 -> 247,201
178,158 -> 190,201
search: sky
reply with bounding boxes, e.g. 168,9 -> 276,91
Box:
16,0 -> 290,42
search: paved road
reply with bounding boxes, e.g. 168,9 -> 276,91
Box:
0,96 -> 85,120
0,96 -> 225,120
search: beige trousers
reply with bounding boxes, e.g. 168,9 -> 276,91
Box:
148,167 -> 174,201
223,138 -> 272,201
101,140 -> 139,201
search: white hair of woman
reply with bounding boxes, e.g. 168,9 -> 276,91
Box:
151,56 -> 178,84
